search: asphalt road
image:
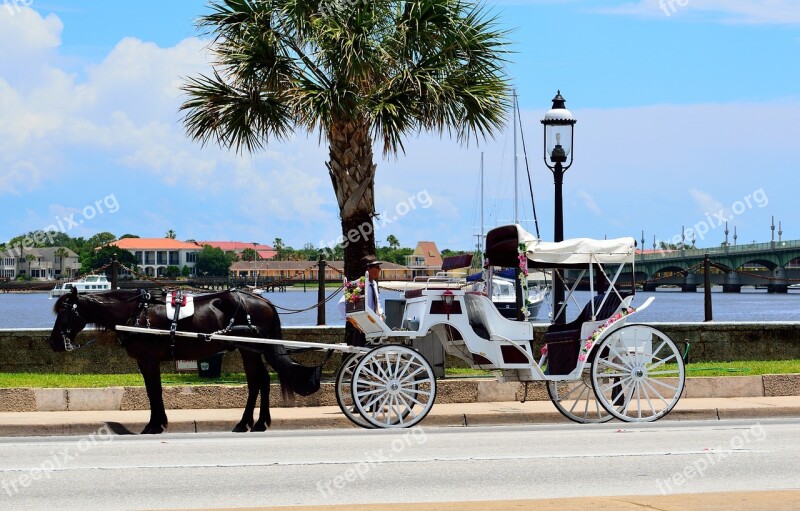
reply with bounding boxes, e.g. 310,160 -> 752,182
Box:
0,419 -> 798,510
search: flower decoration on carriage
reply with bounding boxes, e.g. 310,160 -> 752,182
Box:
343,276 -> 366,304
517,242 -> 531,319
517,242 -> 529,278
577,306 -> 637,362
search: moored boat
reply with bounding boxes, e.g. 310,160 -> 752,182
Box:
49,275 -> 111,299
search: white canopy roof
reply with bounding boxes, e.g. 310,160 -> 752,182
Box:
489,224 -> 636,266
524,237 -> 636,265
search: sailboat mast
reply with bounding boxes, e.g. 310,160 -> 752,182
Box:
513,89 -> 518,225
480,151 -> 484,253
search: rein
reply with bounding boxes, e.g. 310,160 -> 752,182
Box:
59,290 -> 151,352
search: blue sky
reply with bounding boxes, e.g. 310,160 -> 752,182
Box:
1,0 -> 798,253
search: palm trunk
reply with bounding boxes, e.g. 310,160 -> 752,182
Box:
328,117 -> 378,347
327,117 -> 377,281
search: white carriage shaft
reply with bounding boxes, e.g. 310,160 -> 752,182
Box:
115,325 -> 370,355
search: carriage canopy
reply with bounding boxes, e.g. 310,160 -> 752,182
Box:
485,224 -> 636,268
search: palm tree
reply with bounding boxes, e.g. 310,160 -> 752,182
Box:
165,230 -> 177,240
386,235 -> 400,250
54,247 -> 69,277
181,0 -> 510,280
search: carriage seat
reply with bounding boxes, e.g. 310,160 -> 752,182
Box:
544,292 -> 630,375
464,292 -> 533,342
545,293 -> 627,338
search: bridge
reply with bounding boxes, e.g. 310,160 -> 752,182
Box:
634,240 -> 800,293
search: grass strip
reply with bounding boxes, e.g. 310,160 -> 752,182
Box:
0,360 -> 798,388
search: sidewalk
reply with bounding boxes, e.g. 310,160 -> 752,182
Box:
1,396 -> 798,437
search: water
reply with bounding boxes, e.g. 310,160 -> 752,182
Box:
3,287 -> 800,329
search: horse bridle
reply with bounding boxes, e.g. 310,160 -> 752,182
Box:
58,289 -> 152,352
58,293 -> 83,352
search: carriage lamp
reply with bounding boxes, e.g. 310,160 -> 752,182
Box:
441,290 -> 455,319
542,90 -> 577,324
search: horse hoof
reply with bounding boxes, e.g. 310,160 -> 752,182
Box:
232,423 -> 249,433
250,422 -> 267,432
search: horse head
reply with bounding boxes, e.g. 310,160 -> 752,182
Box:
49,287 -> 87,352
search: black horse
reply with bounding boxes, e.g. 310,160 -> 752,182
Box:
50,287 -> 298,434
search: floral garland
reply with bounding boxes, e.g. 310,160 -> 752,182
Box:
343,276 -> 366,304
540,306 -> 638,359
518,242 -> 530,319
577,307 -> 636,362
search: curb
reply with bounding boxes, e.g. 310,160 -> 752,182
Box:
1,374 -> 799,413
1,397 -> 798,437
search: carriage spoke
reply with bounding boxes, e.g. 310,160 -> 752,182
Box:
646,378 -> 679,392
593,325 -> 685,422
648,353 -> 677,371
352,346 -> 436,429
642,379 -> 671,407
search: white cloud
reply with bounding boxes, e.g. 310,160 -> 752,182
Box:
576,189 -> 602,215
0,160 -> 40,195
689,188 -> 726,217
599,0 -> 800,24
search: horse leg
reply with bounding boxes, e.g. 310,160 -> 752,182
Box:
233,351 -> 261,432
137,358 -> 168,434
251,358 -> 272,432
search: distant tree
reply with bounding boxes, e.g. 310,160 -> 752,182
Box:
165,265 -> 181,278
86,232 -> 117,249
273,238 -> 285,260
181,265 -> 191,277
120,234 -> 140,239
165,230 -> 177,239
81,246 -> 138,275
54,247 -> 69,276
25,253 -> 36,277
241,247 -> 258,262
386,235 -> 400,250
195,245 -> 235,277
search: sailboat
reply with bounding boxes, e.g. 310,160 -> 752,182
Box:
472,92 -> 550,321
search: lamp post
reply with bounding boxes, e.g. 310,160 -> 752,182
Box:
541,90 -> 576,324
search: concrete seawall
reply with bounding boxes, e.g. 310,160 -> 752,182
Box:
3,323 -> 799,375
1,374 -> 798,413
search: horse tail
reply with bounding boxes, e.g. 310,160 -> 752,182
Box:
261,302 -> 294,400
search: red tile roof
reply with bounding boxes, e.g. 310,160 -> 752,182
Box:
108,238 -> 201,250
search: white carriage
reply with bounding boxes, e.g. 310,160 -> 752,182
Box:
118,224 -> 686,430
341,224 -> 686,428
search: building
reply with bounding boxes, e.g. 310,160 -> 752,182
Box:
107,238 -> 201,277
230,259 -> 412,283
195,241 -> 277,260
0,247 -> 80,280
405,241 -> 443,277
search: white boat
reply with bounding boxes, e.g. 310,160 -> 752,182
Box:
490,276 -> 549,320
49,275 -> 111,298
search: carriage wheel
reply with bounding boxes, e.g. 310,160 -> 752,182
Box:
591,324 -> 685,422
547,370 -> 614,424
335,354 -> 374,429
351,345 -> 436,429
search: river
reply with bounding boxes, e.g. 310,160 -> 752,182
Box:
2,287 -> 800,329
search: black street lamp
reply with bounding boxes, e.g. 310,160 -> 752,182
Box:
541,90 -> 576,324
